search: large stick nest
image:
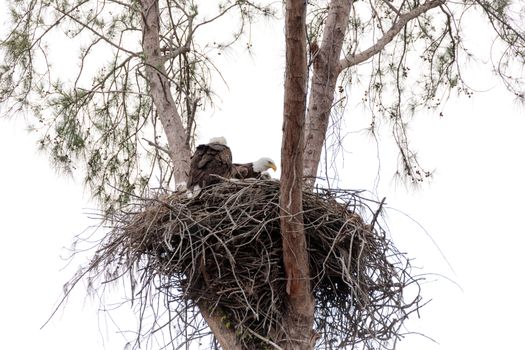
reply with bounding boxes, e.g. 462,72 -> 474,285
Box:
76,180 -> 422,349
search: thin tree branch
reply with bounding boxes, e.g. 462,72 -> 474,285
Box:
473,0 -> 525,43
51,4 -> 139,57
339,0 -> 444,71
380,0 -> 402,16
193,3 -> 238,33
27,0 -> 90,51
142,138 -> 170,155
160,46 -> 191,63
160,11 -> 196,63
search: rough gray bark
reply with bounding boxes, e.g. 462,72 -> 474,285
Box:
280,0 -> 315,349
140,0 -> 192,184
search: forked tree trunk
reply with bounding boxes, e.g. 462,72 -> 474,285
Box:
140,0 -> 192,184
303,0 -> 353,187
303,0 -> 443,186
136,0 -> 452,349
279,0 -> 315,349
141,0 -> 240,347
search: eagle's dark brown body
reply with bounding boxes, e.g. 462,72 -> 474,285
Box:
187,142 -> 233,190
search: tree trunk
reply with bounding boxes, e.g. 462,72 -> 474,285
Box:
140,0 -> 192,185
280,0 -> 315,349
141,1 -> 240,347
303,0 -> 353,186
303,0 -> 445,185
198,302 -> 243,350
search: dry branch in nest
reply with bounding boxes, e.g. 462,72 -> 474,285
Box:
68,179 -> 423,349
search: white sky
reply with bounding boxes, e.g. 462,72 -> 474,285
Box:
1,3 -> 525,350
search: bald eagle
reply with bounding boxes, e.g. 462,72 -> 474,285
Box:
187,137 -> 233,190
232,157 -> 277,180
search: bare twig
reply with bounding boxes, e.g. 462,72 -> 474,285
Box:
61,180 -> 423,349
142,137 -> 171,155
340,0 -> 445,70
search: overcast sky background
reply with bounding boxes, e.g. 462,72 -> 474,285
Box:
1,2 -> 525,350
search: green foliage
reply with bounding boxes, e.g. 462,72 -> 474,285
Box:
308,0 -> 524,184
0,0 -> 276,215
0,0 -> 523,208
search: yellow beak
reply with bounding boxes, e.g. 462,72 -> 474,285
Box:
269,163 -> 277,171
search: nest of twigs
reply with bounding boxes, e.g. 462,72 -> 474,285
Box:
75,180 -> 422,349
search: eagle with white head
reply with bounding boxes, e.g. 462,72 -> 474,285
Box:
232,157 -> 277,180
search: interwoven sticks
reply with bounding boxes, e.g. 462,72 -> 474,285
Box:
72,180 -> 422,349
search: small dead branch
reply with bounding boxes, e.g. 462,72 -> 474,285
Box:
65,179 -> 423,349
